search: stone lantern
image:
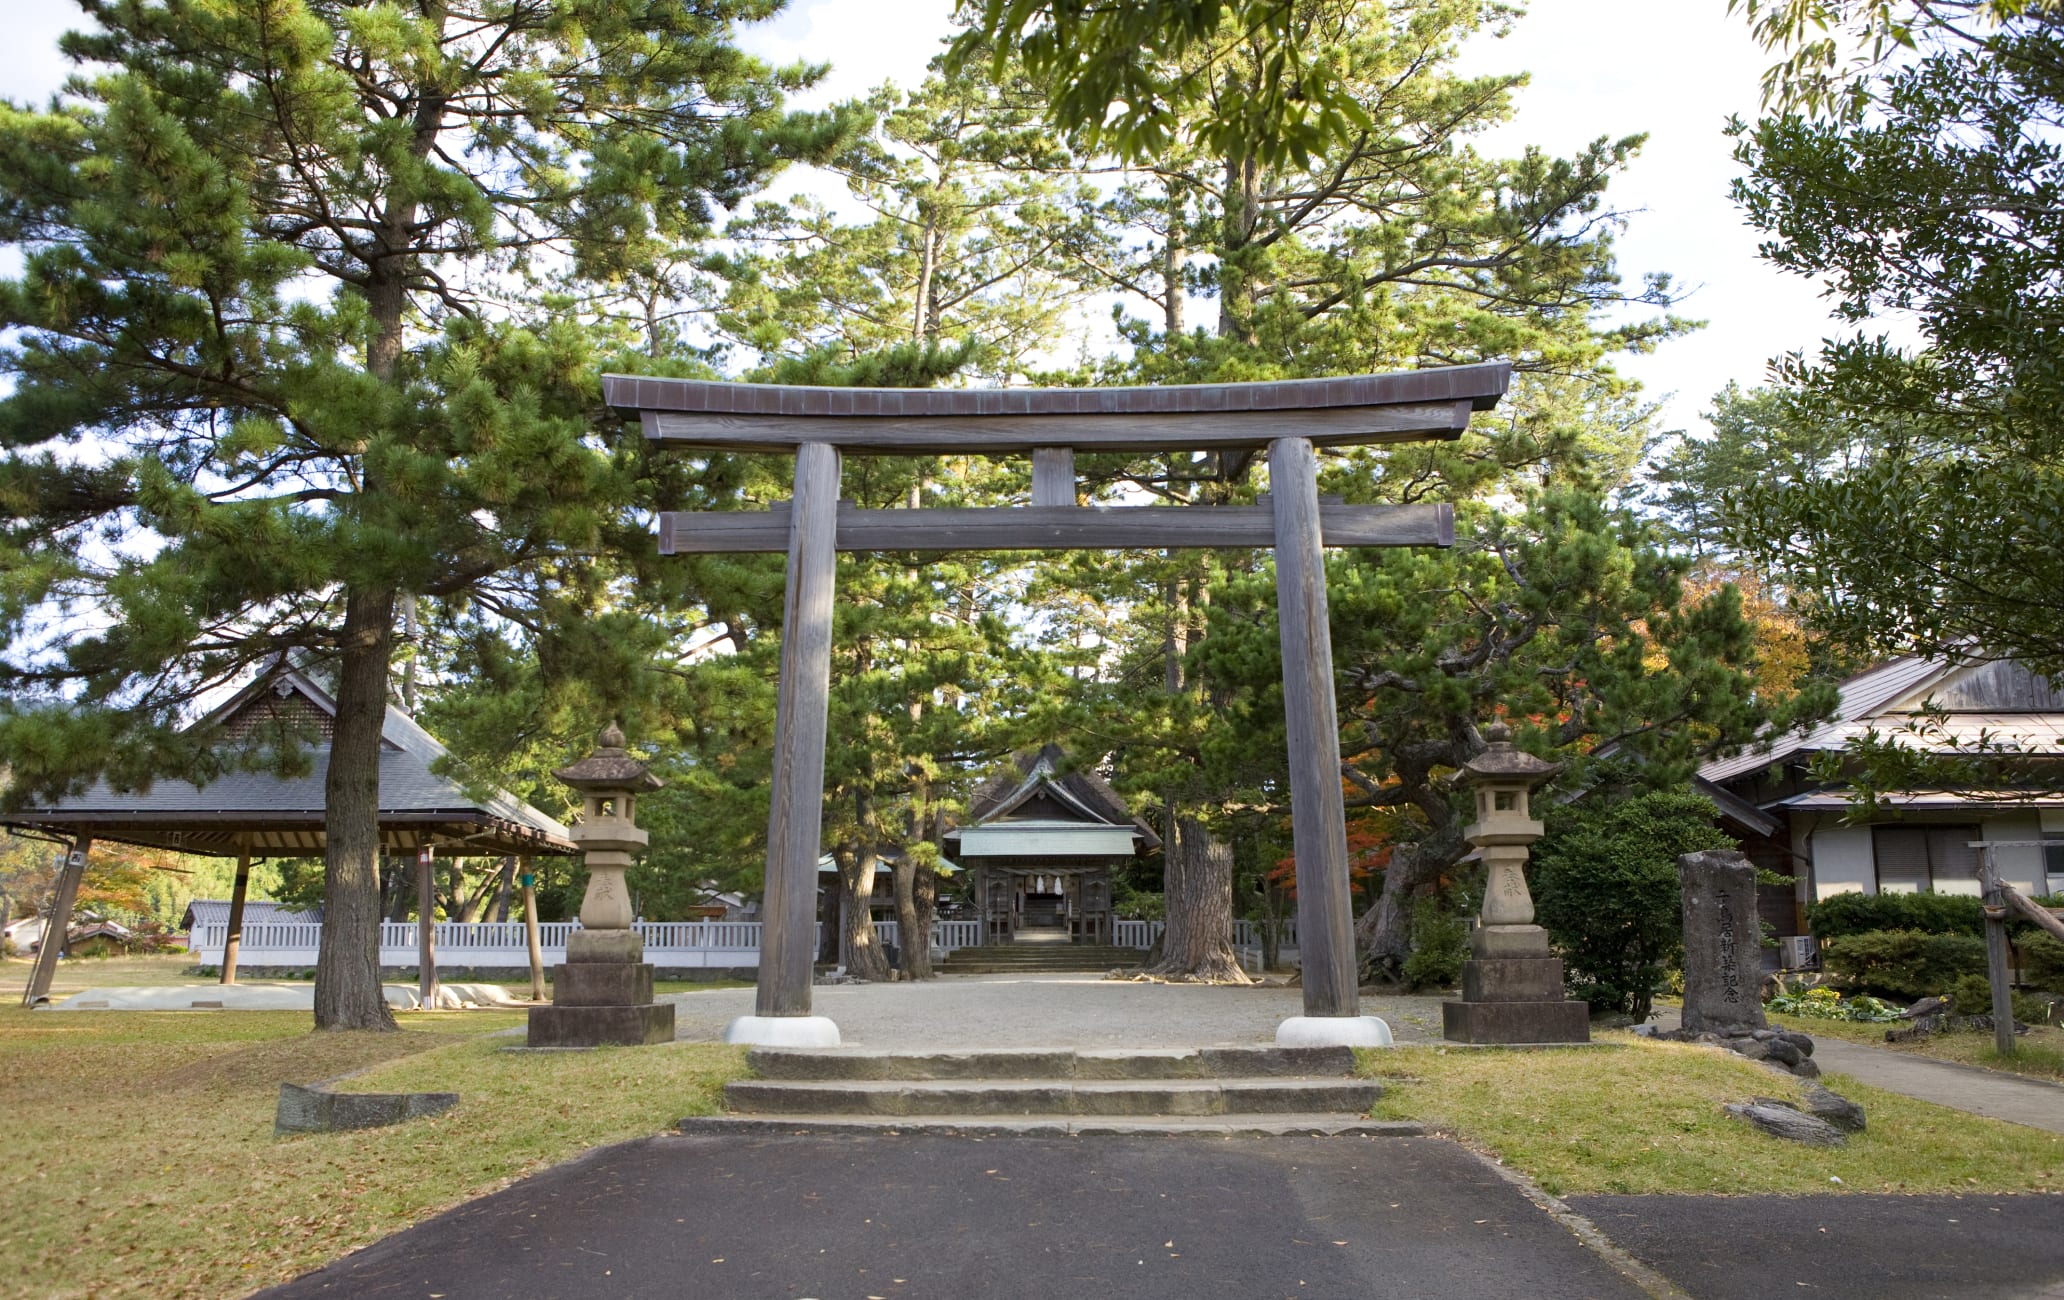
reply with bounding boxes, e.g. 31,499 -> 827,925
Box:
526,723 -> 676,1047
1441,722 -> 1590,1044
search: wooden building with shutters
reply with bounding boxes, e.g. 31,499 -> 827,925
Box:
1697,654 -> 2064,965
943,746 -> 1160,946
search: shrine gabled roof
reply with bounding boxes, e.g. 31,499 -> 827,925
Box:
3,663 -> 575,858
951,745 -> 1160,851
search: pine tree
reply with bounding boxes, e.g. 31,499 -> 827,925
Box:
0,0 -> 849,1028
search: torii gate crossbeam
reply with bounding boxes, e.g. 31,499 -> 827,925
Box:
605,363 -> 1512,1048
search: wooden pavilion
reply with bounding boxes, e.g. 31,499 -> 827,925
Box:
7,662 -> 575,1005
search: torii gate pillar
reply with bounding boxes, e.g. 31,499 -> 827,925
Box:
607,363 -> 1511,1049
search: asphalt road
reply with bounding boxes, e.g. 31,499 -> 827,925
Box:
255,1133 -> 2064,1300
255,1134 -> 1648,1300
1567,1192 -> 2064,1300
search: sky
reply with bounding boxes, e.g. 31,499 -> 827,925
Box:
0,0 -> 1855,439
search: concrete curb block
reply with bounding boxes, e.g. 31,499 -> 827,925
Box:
275,1082 -> 458,1137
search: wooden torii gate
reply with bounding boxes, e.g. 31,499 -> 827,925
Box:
604,362 -> 1512,1047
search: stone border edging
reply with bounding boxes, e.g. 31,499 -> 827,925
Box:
275,1082 -> 458,1136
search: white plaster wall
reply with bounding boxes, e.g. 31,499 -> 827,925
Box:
1806,817 -> 1875,899
1978,812 -> 2045,896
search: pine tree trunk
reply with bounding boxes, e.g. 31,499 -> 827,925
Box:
1355,831 -> 1464,980
315,583 -> 400,1031
891,854 -> 932,980
383,857 -> 411,923
836,845 -> 892,981
489,855 -> 516,924
1146,816 -> 1251,983
1163,183 -> 1186,335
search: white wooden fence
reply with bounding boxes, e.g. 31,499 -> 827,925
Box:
191,920 -> 775,971
191,916 -> 1292,970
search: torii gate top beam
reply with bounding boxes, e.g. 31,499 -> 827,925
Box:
603,361 -> 1510,456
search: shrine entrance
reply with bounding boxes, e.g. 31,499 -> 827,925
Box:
605,362 -> 1511,1047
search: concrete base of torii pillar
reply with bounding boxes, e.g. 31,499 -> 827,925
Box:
722,1014 -> 841,1048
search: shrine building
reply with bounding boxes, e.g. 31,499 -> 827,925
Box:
945,745 -> 1159,946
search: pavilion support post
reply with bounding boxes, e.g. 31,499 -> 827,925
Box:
21,835 -> 90,1008
727,440 -> 843,1047
417,845 -> 438,1007
1267,437 -> 1393,1048
520,857 -> 544,1003
221,846 -> 252,985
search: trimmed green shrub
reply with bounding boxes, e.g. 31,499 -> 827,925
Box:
1534,790 -> 1733,1020
2019,932 -> 2064,991
1401,896 -> 1468,991
1820,928 -> 1988,999
1806,890 -> 1985,939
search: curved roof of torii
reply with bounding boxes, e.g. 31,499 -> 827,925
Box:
3,665 -> 575,858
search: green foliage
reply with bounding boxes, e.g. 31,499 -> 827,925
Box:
1806,890 -> 1987,939
1723,3 -> 2064,682
1532,790 -> 1734,1020
952,0 -> 1376,168
2021,932 -> 2064,991
1400,896 -> 1468,991
1821,929 -> 1989,1000
1765,984 -> 1904,1021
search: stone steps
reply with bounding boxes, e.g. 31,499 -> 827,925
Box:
689,1044 -> 1390,1135
725,1076 -> 1383,1117
677,1114 -> 1425,1138
745,1044 -> 1356,1080
935,946 -> 1147,974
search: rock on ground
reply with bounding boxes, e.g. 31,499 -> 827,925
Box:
1725,1100 -> 1848,1147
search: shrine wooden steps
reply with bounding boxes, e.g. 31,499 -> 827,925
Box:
934,944 -> 1149,975
678,1046 -> 1421,1138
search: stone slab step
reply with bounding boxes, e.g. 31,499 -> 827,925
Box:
723,1077 -> 1383,1117
678,1114 -> 1426,1138
745,1044 -> 1357,1081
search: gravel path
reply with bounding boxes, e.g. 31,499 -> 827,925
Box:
663,973 -> 1449,1048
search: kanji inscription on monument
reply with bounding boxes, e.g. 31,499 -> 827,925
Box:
1677,849 -> 1767,1034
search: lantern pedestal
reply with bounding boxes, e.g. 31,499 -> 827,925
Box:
1442,924 -> 1590,1044
526,939 -> 675,1048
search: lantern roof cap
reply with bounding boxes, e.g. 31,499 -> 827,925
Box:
1460,722 -> 1561,786
553,722 -> 664,794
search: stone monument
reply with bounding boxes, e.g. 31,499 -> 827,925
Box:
1442,723 -> 1590,1044
526,723 -> 675,1048
1676,848 -> 1767,1035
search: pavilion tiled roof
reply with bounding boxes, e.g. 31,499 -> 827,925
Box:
3,664 -> 575,858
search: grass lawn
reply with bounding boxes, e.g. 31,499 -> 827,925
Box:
1364,1034 -> 2064,1198
1772,1013 -> 2064,1084
0,1004 -> 744,1299
3,953 -> 212,996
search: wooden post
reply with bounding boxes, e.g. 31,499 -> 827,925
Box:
519,857 -> 544,1002
221,845 -> 252,986
1269,436 -> 1359,1020
22,835 -> 90,1008
417,844 -> 438,1005
1030,446 -> 1075,507
1980,849 -> 2017,1057
758,441 -> 841,1018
